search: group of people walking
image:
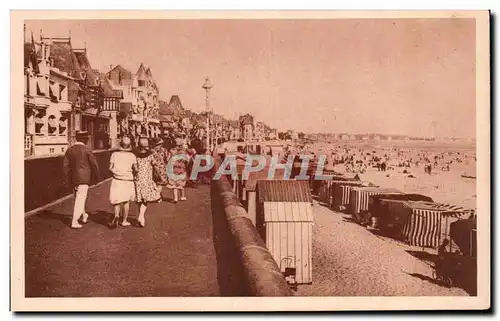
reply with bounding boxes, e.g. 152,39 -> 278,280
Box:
63,130 -> 195,229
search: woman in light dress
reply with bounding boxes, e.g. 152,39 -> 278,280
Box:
108,136 -> 137,228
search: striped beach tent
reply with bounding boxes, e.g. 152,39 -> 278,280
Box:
349,187 -> 402,220
318,178 -> 366,207
400,201 -> 472,248
318,178 -> 336,206
426,202 -> 475,217
369,194 -> 433,229
332,181 -> 369,211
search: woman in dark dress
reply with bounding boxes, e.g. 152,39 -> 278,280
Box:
134,137 -> 161,227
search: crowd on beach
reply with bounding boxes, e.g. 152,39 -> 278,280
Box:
282,142 -> 476,177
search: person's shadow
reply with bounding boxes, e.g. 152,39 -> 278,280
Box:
35,210 -> 71,226
36,209 -> 115,228
88,210 -> 114,227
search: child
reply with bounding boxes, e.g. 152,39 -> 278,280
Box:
166,138 -> 189,203
109,136 -> 137,228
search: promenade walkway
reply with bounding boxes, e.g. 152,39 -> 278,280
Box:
25,181 -> 222,297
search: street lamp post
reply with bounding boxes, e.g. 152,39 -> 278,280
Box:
202,77 -> 213,152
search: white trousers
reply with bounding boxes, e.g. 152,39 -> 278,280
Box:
72,184 -> 89,223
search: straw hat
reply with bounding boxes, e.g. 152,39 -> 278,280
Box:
76,130 -> 89,137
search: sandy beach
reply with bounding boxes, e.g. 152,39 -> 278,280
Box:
301,140 -> 477,210
292,140 -> 476,296
296,203 -> 469,296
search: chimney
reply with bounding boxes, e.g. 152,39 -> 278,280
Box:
109,64 -> 113,70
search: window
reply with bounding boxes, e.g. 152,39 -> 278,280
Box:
59,116 -> 68,135
138,80 -> 145,87
59,84 -> 66,101
35,114 -> 44,134
48,115 -> 57,135
49,82 -> 58,101
49,148 -> 55,154
25,74 -> 30,96
36,82 -> 43,96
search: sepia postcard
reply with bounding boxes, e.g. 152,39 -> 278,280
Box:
10,10 -> 490,311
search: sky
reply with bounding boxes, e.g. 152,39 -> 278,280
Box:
25,19 -> 476,138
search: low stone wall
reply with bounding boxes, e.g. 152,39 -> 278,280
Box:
24,150 -> 114,212
211,154 -> 293,296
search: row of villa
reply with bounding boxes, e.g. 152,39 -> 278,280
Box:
23,29 -> 165,158
23,28 -> 285,159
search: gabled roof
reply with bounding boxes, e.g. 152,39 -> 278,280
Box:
136,63 -> 148,81
99,74 -> 123,98
168,95 -> 184,114
74,50 -> 99,86
49,39 -> 83,80
239,113 -> 254,126
159,100 -> 173,116
108,64 -> 133,80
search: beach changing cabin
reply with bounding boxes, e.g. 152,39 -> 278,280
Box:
257,180 -> 313,285
320,179 -> 366,210
349,187 -> 402,221
398,201 -> 473,248
245,167 -> 287,226
368,194 -> 434,229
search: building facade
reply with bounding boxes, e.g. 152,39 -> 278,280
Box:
24,34 -> 109,158
239,114 -> 254,142
106,63 -> 161,143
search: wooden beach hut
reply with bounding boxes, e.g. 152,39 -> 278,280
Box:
244,167 -> 287,226
257,180 -> 313,285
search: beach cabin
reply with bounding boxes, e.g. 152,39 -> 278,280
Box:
397,201 -> 473,248
331,178 -> 365,212
318,178 -> 337,208
244,166 -> 287,226
368,194 -> 433,229
349,187 -> 402,221
319,179 -> 365,209
257,180 -> 313,285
